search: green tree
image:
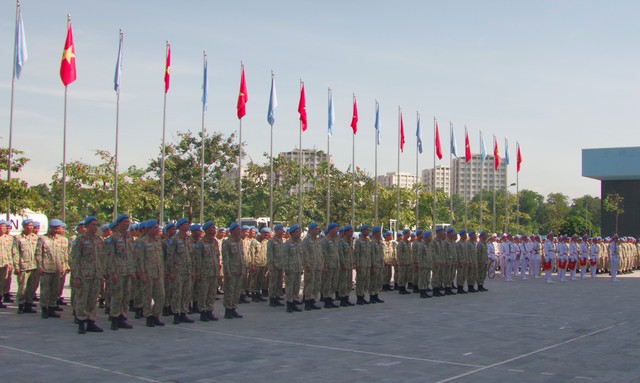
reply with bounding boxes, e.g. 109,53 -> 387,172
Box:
539,193 -> 570,234
0,146 -> 47,215
603,192 -> 624,234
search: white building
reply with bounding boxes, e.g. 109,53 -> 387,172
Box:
377,172 -> 418,189
422,165 -> 451,195
451,154 -> 508,201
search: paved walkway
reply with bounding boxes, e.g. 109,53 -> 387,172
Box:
1,272 -> 638,382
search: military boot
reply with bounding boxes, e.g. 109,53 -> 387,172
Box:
179,313 -> 194,323
323,297 -> 333,309
23,304 -> 36,313
118,315 -> 133,329
146,316 -> 155,327
477,284 -> 488,292
303,300 -> 312,311
373,294 -> 384,303
206,310 -> 218,321
310,299 -> 322,310
78,320 -> 86,334
467,284 -> 478,293
173,313 -> 181,324
286,302 -> 294,313
48,307 -> 61,318
412,286 -> 420,294
339,297 -> 349,307
3,293 -> 14,303
368,295 -> 377,304
41,307 -> 49,319
457,286 -> 467,294
230,309 -> 243,318
162,306 -> 171,316
153,316 -> 166,326
224,308 -> 234,319
111,317 -> 119,330
419,290 -> 428,299
86,320 -> 104,333
200,311 -> 210,322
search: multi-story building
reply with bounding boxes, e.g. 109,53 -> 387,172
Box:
376,172 -> 418,189
279,148 -> 332,192
451,154 -> 508,201
422,165 -> 451,196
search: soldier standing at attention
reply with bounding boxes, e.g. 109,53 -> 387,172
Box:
321,223 -> 340,308
266,224 -> 285,307
302,222 -> 323,311
71,216 -> 104,334
396,228 -> 412,295
455,230 -> 469,294
12,219 -> 39,313
337,225 -> 355,306
354,225 -> 372,305
186,224 -> 203,314
0,220 -> 13,309
430,228 -> 445,297
443,228 -> 458,296
161,222 -> 176,317
249,227 -> 269,302
476,231 -> 489,292
416,230 -> 432,298
196,221 -> 221,321
166,218 -> 195,324
35,219 -> 68,318
381,231 -> 394,291
283,225 -> 303,313
222,223 -> 246,318
104,214 -> 135,330
135,219 -> 166,327
369,226 -> 385,303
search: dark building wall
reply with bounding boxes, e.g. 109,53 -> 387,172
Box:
601,180 -> 640,237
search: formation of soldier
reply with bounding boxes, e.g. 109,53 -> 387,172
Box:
488,232 -> 636,283
1,216 -> 631,335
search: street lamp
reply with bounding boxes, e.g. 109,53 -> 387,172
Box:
505,182 -> 516,233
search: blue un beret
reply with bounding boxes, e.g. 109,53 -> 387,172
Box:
274,224 -> 284,231
326,223 -> 339,231
288,225 -> 301,234
343,224 -> 353,231
33,221 -> 41,227
446,227 -> 455,234
116,213 -> 130,223
385,230 -> 393,236
415,229 -> 424,236
101,224 -> 109,231
164,222 -> 176,230
108,221 -> 118,230
435,227 -> 444,232
202,221 -> 215,231
176,218 -> 189,228
360,224 -> 370,231
22,218 -> 33,226
423,230 -> 432,239
49,219 -> 63,227
146,219 -> 158,228
228,223 -> 240,232
338,227 -> 346,233
260,227 -> 271,234
469,230 -> 477,236
84,216 -> 97,225
308,222 -> 319,230
402,229 -> 410,236
459,229 -> 467,235
372,226 -> 381,234
189,224 -> 202,232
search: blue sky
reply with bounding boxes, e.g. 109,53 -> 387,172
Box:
1,0 -> 639,200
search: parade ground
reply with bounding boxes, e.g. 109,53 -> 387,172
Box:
1,272 -> 638,383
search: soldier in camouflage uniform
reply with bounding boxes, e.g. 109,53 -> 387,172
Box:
161,222 -> 177,316
443,228 -> 458,296
249,227 -> 269,302
166,218 -> 195,324
12,219 -> 39,313
302,222 -> 323,311
410,230 -> 423,293
454,230 -> 469,294
196,221 -> 220,322
416,230 -> 433,299
381,231 -> 394,291
320,223 -> 340,309
70,216 -> 104,334
239,226 -> 254,304
369,226 -> 385,303
430,227 -> 446,297
222,223 -> 246,319
337,225 -> 355,306
476,231 -> 489,291
354,225 -> 372,305
104,214 -> 135,330
266,224 -> 285,307
283,225 -> 303,313
135,219 -> 166,327
0,220 -> 12,309
466,230 -> 479,293
35,219 -> 68,318
395,229 -> 412,295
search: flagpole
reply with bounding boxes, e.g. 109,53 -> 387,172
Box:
505,137 -> 509,233
464,126 -> 468,230
6,0 -> 21,218
396,107 -> 401,233
516,141 -> 520,233
160,41 -> 169,225
351,93 -> 356,227
415,111 -> 419,229
479,131 -> 483,231
298,80 -> 303,226
61,15 -> 72,223
113,29 -> 123,221
237,63 -> 245,225
326,88 -> 331,224
269,71 -> 276,228
449,122 -> 453,224
199,51 -> 207,224
432,117 -> 437,230
492,135 -> 496,233
374,100 -> 379,226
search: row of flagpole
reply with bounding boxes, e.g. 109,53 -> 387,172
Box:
5,3 -> 526,232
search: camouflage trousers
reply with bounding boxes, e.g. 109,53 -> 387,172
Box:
456,264 -> 467,288
321,268 -> 339,298
109,275 -> 131,317
223,272 -> 244,310
382,263 -> 392,286
169,274 -> 192,314
140,277 -> 165,318
75,277 -> 101,321
284,272 -> 301,302
197,275 -> 218,312
355,267 -> 370,296
268,268 -> 283,298
396,263 -> 411,287
418,266 -> 431,290
58,272 -> 67,301
369,266 -> 383,294
17,269 -> 38,305
39,272 -> 61,309
337,268 -> 352,298
477,259 -> 487,285
0,265 -> 11,295
132,277 -> 142,310
467,263 -> 478,286
303,269 -> 322,300
250,266 -> 267,292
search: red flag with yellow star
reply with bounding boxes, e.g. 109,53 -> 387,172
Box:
298,83 -> 307,131
465,129 -> 472,163
237,65 -> 248,119
164,43 -> 171,93
60,22 -> 77,86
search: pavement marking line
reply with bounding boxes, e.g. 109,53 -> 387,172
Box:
507,369 -> 524,372
575,377 -> 593,380
175,326 -> 483,368
0,344 -> 160,383
432,323 -> 619,383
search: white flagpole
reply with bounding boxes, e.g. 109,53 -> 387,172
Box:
326,88 -> 331,224
61,14 -> 71,223
351,93 -> 356,227
479,131 -> 483,231
449,122 -> 454,223
199,51 -> 207,224
397,107 -> 401,232
374,100 -> 379,225
160,41 -> 169,225
298,80 -> 303,226
432,117 -> 437,229
269,71 -> 276,227
113,29 -> 123,221
6,0 -> 21,218
415,111 -> 420,229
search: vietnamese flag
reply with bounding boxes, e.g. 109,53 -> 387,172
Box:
298,83 -> 307,131
60,22 -> 77,86
435,120 -> 443,159
517,142 -> 523,172
237,65 -> 248,119
465,129 -> 472,163
400,112 -> 405,152
350,96 -> 358,134
493,135 -> 501,171
164,43 -> 171,93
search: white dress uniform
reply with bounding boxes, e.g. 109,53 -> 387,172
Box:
589,241 -> 599,278
519,240 -> 529,280
530,239 -> 542,279
579,240 -> 589,279
609,240 -> 620,281
543,238 -> 556,283
556,241 -> 568,282
569,241 -> 579,281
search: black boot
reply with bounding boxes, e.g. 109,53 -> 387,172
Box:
310,299 -> 322,310
381,284 -> 390,291
356,295 -> 364,305
162,306 -> 171,316
224,308 -> 234,319
467,284 -> 478,293
129,300 -> 135,312
200,312 -> 210,322
192,301 -> 199,313
478,284 -> 488,292
255,292 -> 266,302
48,307 -> 61,318
111,317 -> 119,330
118,315 -> 133,329
457,286 -> 467,294
339,297 -> 349,307
153,316 -> 166,326
292,302 -> 302,312
146,316 -> 155,327
3,293 -> 14,303
98,298 -> 105,308
86,320 -> 103,333
323,297 -> 333,309
179,313 -> 194,323
412,286 -> 420,294
41,307 -> 49,319
231,309 -> 243,318
373,294 -> 384,303
399,286 -> 411,295
78,320 -> 86,334
444,287 -> 455,295
238,294 -> 250,304
135,308 -> 143,319
268,297 -> 277,307
53,304 -> 63,312
206,310 -> 218,321
346,296 -> 355,306
57,297 -> 68,306
23,304 -> 36,313
286,302 -> 294,313
173,313 -> 181,324
419,290 -> 431,298
368,295 -> 377,304
251,292 -> 260,302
